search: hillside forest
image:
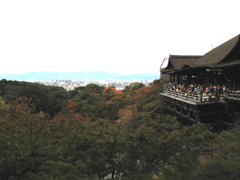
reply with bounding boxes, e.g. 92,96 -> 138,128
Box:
0,79 -> 240,180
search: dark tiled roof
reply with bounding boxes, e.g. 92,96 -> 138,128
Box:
211,59 -> 240,68
193,34 -> 240,67
161,34 -> 240,73
163,55 -> 201,73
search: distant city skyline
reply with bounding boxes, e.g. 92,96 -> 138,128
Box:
0,0 -> 239,75
37,79 -> 153,91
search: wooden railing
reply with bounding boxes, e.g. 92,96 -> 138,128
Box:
227,91 -> 240,99
163,90 -> 225,103
163,90 -> 200,102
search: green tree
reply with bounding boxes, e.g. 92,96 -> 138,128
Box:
161,124 -> 214,180
197,127 -> 240,179
0,98 -> 50,179
0,96 -> 4,107
126,82 -> 145,90
46,101 -> 93,179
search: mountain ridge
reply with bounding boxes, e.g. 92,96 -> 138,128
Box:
0,71 -> 160,81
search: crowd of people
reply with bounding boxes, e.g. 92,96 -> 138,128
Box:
164,83 -> 227,96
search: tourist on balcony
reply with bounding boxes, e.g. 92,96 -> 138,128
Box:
206,87 -> 209,95
194,87 -> 198,93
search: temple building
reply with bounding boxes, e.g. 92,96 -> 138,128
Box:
160,34 -> 240,128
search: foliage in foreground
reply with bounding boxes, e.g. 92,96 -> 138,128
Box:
0,79 -> 240,179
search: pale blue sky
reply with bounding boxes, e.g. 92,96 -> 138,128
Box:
0,0 -> 239,75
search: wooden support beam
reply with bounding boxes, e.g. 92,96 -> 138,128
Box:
195,110 -> 200,122
177,74 -> 180,84
218,112 -> 223,123
220,121 -> 233,126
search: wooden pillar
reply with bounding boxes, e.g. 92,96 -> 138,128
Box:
195,110 -> 200,122
218,112 -> 223,123
173,74 -> 175,82
180,106 -> 184,121
187,110 -> 190,119
177,74 -> 180,84
187,74 -> 192,84
199,94 -> 202,103
174,104 -> 177,115
187,110 -> 191,125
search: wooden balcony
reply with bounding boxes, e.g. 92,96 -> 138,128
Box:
226,91 -> 240,101
160,90 -> 225,105
161,89 -> 240,127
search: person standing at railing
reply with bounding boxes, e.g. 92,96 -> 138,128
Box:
206,87 -> 209,95
222,85 -> 226,95
216,85 -> 220,101
210,86 -> 214,96
183,87 -> 187,93
194,87 -> 198,94
214,85 -> 218,97
198,88 -> 202,95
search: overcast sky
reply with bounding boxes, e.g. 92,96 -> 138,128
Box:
0,0 -> 239,75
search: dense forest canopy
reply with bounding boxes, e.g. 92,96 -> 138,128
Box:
0,79 -> 240,179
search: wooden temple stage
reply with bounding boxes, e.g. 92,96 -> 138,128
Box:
161,90 -> 240,127
160,34 -> 240,128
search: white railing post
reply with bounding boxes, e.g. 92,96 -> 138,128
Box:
199,94 -> 202,103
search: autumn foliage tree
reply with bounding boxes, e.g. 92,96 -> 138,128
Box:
1,79 -> 240,179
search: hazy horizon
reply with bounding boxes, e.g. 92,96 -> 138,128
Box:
0,71 -> 160,81
0,70 -> 159,76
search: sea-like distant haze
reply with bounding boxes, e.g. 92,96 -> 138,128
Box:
0,0 -> 239,76
0,71 -> 160,81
